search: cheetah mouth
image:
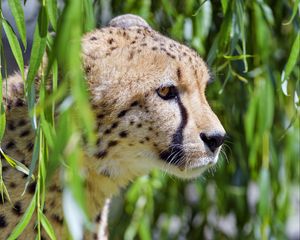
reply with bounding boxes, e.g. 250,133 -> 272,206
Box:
157,144 -> 220,179
159,145 -> 185,168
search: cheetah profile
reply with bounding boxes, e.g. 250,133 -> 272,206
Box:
0,14 -> 225,239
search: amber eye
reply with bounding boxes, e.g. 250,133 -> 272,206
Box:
156,85 -> 178,100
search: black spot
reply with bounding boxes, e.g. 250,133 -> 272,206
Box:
49,185 -> 62,193
118,110 -> 128,118
2,166 -> 8,172
137,123 -> 142,128
0,214 -> 7,228
111,122 -> 119,129
108,38 -> 114,44
130,121 -> 135,125
27,182 -> 36,194
108,140 -> 118,147
95,213 -> 102,223
95,150 -> 107,159
90,36 -> 97,41
152,46 -> 158,51
97,113 -> 105,119
85,65 -> 91,73
177,67 -> 182,80
26,142 -> 34,152
119,131 -> 128,138
15,98 -> 24,107
131,101 -> 139,107
9,182 -> 16,188
148,127 -> 153,131
131,40 -> 136,44
139,140 -> 144,144
12,201 -> 22,216
18,119 -> 27,126
52,214 -> 63,225
7,121 -> 15,131
145,137 -> 150,141
5,141 -> 15,149
93,233 -> 98,240
104,129 -> 111,135
20,129 -> 30,137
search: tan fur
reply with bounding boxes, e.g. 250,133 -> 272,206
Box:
0,15 -> 225,239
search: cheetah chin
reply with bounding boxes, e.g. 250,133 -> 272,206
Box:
1,14 -> 225,239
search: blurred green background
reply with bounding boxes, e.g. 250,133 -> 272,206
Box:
1,0 -> 299,239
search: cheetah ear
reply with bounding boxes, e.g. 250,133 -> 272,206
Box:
109,14 -> 151,29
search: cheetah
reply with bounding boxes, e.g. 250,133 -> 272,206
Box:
0,14 -> 225,239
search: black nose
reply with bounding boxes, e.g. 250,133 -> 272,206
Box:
200,133 -> 225,153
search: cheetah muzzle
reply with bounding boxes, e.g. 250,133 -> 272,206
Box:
1,14 -> 225,239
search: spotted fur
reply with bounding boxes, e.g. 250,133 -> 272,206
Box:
0,14 -> 225,239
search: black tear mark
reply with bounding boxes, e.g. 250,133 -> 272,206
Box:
159,94 -> 188,165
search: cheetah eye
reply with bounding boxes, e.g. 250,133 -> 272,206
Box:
156,85 -> 178,100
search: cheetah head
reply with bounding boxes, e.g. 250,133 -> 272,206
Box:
82,15 -> 225,181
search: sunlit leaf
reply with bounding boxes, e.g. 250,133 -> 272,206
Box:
2,19 -> 24,78
7,0 -> 27,48
7,194 -> 36,240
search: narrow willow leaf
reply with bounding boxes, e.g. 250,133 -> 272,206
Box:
40,210 -> 57,240
83,0 -> 95,32
0,148 -> 34,179
26,127 -> 40,185
223,54 -> 253,60
0,177 -> 12,204
46,0 -> 57,31
7,195 -> 36,240
284,33 -> 300,80
221,0 -> 229,14
2,20 -> 24,78
26,6 -> 48,124
283,0 -> 300,25
0,104 -> 5,141
8,0 -> 27,48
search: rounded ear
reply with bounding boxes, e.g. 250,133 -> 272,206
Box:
108,14 -> 150,29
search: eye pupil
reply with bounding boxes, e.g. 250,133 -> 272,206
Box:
157,85 -> 178,100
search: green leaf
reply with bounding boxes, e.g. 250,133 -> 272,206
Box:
40,210 -> 57,240
283,0 -> 300,25
0,148 -> 34,179
46,0 -> 57,31
7,194 -> 36,240
8,0 -> 27,48
83,0 -> 95,32
2,19 -> 24,78
26,6 -> 48,120
0,104 -> 6,141
282,33 -> 300,82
